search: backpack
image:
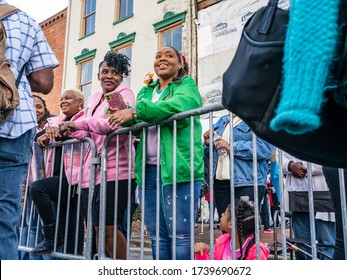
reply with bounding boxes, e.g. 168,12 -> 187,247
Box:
221,0 -> 347,168
0,4 -> 23,124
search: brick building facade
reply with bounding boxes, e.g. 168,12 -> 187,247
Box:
36,8 -> 67,116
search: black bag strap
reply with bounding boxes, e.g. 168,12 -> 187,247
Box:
258,0 -> 280,34
15,65 -> 25,88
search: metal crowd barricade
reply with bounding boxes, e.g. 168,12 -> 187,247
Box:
98,102 -> 347,261
98,103 -> 263,260
273,151 -> 347,260
19,103 -> 347,261
18,137 -> 98,260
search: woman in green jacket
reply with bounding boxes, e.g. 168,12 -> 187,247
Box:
109,46 -> 204,260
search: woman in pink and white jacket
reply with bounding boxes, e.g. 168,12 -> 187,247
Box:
30,88 -> 87,256
60,51 -> 136,259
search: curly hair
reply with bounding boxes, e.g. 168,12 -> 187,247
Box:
99,50 -> 131,78
236,198 -> 256,260
33,95 -> 51,128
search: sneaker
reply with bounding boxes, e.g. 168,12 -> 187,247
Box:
263,229 -> 274,234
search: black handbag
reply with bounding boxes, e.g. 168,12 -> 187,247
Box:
222,0 -> 347,168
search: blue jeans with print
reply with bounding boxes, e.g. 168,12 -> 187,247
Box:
139,165 -> 202,260
0,128 -> 35,260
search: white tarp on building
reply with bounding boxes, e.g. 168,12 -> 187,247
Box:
198,0 -> 290,114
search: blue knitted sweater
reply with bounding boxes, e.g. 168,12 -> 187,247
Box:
270,0 -> 340,134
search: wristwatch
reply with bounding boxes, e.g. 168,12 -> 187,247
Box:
132,107 -> 138,119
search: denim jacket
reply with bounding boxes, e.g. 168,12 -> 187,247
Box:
204,115 -> 274,187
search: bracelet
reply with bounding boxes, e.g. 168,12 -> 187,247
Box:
132,107 -> 138,119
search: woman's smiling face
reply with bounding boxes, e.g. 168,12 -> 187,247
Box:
154,46 -> 182,81
33,97 -> 45,122
60,91 -> 82,117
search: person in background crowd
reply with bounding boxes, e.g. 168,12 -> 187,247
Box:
18,95 -> 54,260
194,196 -> 270,260
204,191 -> 219,229
323,167 -> 347,260
282,152 -> 336,260
0,0 -> 58,260
269,151 -> 280,206
33,95 -> 54,131
108,46 -> 204,260
261,186 -> 273,234
59,51 -> 136,259
29,88 -> 86,256
203,114 -> 274,226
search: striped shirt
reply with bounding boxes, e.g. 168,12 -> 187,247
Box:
0,0 -> 59,138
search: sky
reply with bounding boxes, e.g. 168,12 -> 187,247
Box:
6,0 -> 68,23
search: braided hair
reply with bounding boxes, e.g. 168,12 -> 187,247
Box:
99,50 -> 131,78
236,197 -> 256,260
33,95 -> 51,129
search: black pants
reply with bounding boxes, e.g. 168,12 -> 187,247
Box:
81,188 -> 97,258
213,179 -> 265,220
92,179 -> 136,227
30,176 -> 84,254
323,167 -> 347,260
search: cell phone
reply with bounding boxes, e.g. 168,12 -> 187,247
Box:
104,89 -> 127,111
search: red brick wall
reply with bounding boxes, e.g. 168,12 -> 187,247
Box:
34,8 -> 67,116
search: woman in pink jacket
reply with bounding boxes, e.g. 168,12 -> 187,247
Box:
194,197 -> 270,260
59,50 -> 136,259
29,88 -> 86,256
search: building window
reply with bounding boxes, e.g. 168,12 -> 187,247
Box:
109,32 -> 136,88
82,0 -> 96,37
116,44 -> 132,87
79,60 -> 93,99
153,11 -> 186,53
116,0 -> 133,21
160,24 -> 182,52
74,48 -> 97,99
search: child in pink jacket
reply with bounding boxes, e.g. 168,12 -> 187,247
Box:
194,197 -> 270,260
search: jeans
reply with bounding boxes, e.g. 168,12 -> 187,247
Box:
121,192 -> 138,239
292,212 -> 335,260
323,167 -> 347,260
0,128 -> 35,260
261,194 -> 271,229
139,165 -> 202,260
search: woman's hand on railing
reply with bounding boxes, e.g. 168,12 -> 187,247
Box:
108,108 -> 133,128
59,121 -> 75,136
37,134 -> 49,148
45,126 -> 61,140
203,130 -> 211,146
